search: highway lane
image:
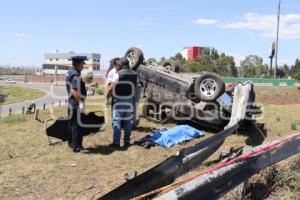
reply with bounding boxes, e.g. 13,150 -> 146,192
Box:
0,82 -> 67,116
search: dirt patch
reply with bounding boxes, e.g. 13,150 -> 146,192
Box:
221,155 -> 300,200
248,155 -> 300,200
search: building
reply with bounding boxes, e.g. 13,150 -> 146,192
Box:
39,52 -> 101,75
182,46 -> 209,61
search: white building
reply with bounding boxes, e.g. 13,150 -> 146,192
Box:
39,52 -> 101,75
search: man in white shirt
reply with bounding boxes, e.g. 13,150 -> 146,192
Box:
106,58 -> 120,85
106,58 -> 121,102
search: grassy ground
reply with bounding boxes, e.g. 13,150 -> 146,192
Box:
0,85 -> 45,105
0,87 -> 300,200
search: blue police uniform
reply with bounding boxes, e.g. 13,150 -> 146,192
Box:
65,56 -> 87,151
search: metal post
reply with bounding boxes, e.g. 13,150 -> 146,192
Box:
269,56 -> 273,76
274,0 -> 281,79
43,103 -> 46,110
55,65 -> 57,86
9,108 -> 12,116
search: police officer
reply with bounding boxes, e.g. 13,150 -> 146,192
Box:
108,57 -> 137,149
66,56 -> 87,153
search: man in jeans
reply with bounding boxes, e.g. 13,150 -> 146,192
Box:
108,57 -> 137,149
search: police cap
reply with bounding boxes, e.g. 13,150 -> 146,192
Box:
70,56 -> 88,64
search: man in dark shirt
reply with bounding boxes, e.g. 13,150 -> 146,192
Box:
65,56 -> 87,153
107,57 -> 137,149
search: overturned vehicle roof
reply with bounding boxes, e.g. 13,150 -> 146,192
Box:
123,47 -> 261,130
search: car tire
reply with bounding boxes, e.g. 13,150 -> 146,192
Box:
194,73 -> 225,102
125,47 -> 144,71
162,59 -> 180,73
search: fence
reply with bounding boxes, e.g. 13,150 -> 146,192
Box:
223,77 -> 297,86
0,99 -> 68,117
25,75 -> 106,85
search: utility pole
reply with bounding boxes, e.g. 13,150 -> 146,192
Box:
55,49 -> 58,86
23,66 -> 25,82
274,0 -> 281,79
269,42 -> 276,76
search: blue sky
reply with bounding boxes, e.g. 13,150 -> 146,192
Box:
0,0 -> 299,68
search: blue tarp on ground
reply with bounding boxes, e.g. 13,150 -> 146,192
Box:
148,125 -> 205,148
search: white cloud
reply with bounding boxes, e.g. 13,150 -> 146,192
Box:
194,18 -> 217,25
221,13 -> 300,39
14,33 -> 28,43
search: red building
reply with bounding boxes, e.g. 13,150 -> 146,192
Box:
182,46 -> 209,61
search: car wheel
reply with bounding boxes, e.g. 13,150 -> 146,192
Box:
162,59 -> 179,73
125,47 -> 144,71
194,73 -> 225,102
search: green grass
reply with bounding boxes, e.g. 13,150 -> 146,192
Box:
291,120 -> 300,130
0,85 -> 45,104
95,86 -> 105,95
1,114 -> 27,124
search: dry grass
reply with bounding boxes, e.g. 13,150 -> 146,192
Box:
0,87 -> 300,199
0,97 -> 212,200
255,86 -> 300,105
222,155 -> 300,200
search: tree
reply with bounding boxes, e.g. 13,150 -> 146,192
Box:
159,57 -> 166,64
198,49 -> 216,73
172,53 -> 186,67
282,64 -> 290,77
183,48 -> 238,76
291,59 -> 300,80
147,58 -> 157,65
210,48 -> 219,61
240,55 -> 266,78
216,53 -> 237,77
84,72 -> 93,84
293,71 -> 300,80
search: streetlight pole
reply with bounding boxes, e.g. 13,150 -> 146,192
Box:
274,0 -> 281,79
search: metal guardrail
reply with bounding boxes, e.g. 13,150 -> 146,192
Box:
223,77 -> 297,86
155,132 -> 300,200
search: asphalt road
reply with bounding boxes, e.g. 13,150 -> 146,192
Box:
0,81 -> 67,116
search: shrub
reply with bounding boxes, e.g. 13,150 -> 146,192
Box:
95,86 -> 104,96
1,115 -> 27,124
84,73 -> 93,84
291,121 -> 300,130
